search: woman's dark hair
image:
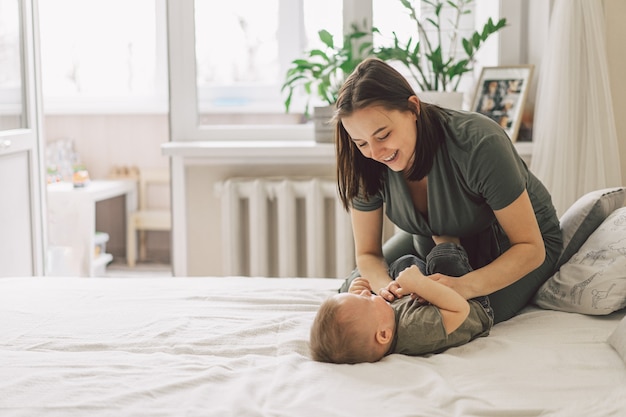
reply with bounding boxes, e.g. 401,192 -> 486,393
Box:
333,58 -> 446,211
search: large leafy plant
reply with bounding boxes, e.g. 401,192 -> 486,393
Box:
376,0 -> 507,92
281,22 -> 375,116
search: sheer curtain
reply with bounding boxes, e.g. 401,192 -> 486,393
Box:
530,0 -> 622,217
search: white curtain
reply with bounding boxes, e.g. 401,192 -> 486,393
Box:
530,0 -> 622,217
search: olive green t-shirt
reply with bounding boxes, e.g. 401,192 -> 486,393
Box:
390,297 -> 492,356
352,109 -> 560,268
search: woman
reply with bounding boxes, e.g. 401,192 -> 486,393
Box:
335,58 -> 561,324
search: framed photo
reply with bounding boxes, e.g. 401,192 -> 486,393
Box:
470,65 -> 534,142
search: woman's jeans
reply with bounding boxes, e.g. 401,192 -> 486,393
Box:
389,242 -> 471,278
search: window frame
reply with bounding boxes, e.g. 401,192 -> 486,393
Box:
169,0 -> 517,142
168,0 -> 368,141
30,0 -> 521,138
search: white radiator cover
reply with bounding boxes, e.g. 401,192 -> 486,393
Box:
217,177 -> 355,278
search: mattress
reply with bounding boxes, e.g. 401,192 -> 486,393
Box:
1,276 -> 624,417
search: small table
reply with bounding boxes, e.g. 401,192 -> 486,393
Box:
47,180 -> 137,276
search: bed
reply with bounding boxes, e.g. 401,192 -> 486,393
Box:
2,190 -> 625,417
1,275 -> 624,417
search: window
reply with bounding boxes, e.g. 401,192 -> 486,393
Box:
36,0 -> 506,131
0,0 -> 22,130
38,0 -> 168,113
194,0 -> 342,123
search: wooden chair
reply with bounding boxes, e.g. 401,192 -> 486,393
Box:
126,168 -> 171,267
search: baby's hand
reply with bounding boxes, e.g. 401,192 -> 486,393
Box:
396,266 -> 427,303
348,277 -> 372,294
396,265 -> 422,286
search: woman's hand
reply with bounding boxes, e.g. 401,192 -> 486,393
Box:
378,280 -> 403,302
427,273 -> 474,300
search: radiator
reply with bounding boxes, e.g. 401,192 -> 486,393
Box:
217,178 -> 355,278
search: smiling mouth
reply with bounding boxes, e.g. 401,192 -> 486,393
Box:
382,151 -> 398,163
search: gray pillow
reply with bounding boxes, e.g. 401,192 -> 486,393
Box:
608,315 -> 626,365
534,207 -> 626,315
556,187 -> 626,270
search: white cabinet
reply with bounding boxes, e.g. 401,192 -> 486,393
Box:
47,180 -> 137,276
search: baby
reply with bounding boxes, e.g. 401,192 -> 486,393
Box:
310,243 -> 493,364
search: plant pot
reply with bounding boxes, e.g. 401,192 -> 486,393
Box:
313,105 -> 335,143
417,91 -> 464,110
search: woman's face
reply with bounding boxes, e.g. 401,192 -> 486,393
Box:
341,99 -> 418,172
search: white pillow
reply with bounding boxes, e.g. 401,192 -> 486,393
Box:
608,315 -> 626,364
534,207 -> 626,315
556,187 -> 625,269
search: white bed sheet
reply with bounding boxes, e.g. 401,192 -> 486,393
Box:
0,276 -> 624,417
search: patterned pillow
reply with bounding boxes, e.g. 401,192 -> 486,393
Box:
556,187 -> 626,270
534,207 -> 626,315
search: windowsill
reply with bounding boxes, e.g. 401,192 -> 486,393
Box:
162,138 -> 533,165
161,140 -> 334,165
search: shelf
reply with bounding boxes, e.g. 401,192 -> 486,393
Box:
93,253 -> 113,277
94,253 -> 113,266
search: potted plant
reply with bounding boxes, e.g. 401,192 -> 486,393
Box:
281,22 -> 375,142
375,0 -> 507,108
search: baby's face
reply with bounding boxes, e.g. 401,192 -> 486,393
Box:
336,291 -> 395,329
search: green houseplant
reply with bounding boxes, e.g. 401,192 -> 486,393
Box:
281,22 -> 375,118
281,22 -> 376,142
376,0 -> 507,93
282,0 -> 507,139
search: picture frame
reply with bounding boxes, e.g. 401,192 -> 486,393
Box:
470,65 -> 534,142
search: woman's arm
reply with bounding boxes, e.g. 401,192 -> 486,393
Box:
351,207 -> 394,295
432,189 -> 545,299
396,266 -> 470,334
